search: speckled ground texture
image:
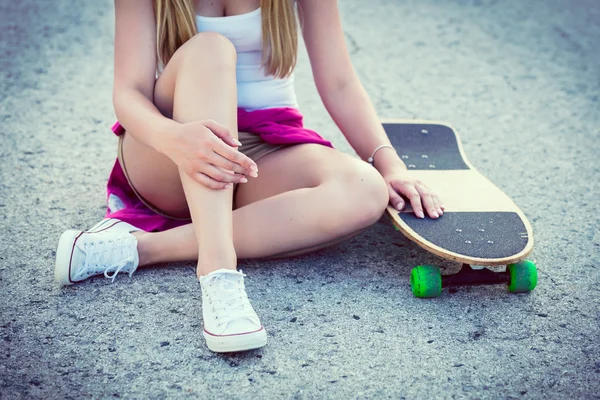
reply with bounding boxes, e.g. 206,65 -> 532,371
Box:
1,0 -> 599,399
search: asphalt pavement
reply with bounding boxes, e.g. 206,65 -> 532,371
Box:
1,0 -> 599,398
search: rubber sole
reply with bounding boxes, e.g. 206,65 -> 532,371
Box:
203,327 -> 267,353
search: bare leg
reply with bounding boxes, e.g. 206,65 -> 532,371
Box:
134,144 -> 388,265
121,34 -> 389,268
124,32 -> 238,276
173,41 -> 237,275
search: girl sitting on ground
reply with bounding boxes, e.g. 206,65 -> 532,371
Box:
54,0 -> 443,353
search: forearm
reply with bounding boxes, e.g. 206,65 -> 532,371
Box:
321,78 -> 406,175
112,88 -> 178,153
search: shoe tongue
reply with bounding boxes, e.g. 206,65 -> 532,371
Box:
207,269 -> 241,282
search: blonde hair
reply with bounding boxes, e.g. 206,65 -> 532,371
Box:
153,0 -> 298,78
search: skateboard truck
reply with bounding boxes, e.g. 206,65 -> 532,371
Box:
409,261 -> 538,298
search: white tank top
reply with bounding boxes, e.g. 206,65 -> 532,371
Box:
196,8 -> 298,111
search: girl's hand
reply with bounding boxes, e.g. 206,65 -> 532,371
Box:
383,168 -> 445,219
160,119 -> 258,190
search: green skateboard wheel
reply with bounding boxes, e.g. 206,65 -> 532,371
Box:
507,260 -> 538,293
410,265 -> 442,298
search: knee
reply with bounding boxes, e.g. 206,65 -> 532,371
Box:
175,32 -> 237,70
348,164 -> 389,226
325,162 -> 389,232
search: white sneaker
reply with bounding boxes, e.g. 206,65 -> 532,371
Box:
199,269 -> 267,353
54,219 -> 141,285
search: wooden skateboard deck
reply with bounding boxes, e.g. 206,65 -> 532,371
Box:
382,120 -> 536,296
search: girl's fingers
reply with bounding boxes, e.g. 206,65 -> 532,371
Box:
387,184 -> 405,211
202,164 -> 248,184
390,178 -> 444,219
212,139 -> 258,176
408,191 -> 425,218
416,183 -> 439,219
391,181 -> 424,218
192,172 -> 233,190
434,195 -> 444,216
207,151 -> 249,175
202,119 -> 242,148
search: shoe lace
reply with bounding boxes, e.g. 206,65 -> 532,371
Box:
207,271 -> 259,329
80,236 -> 136,283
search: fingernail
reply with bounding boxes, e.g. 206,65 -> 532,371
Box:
234,139 -> 242,146
418,211 -> 425,218
240,177 -> 248,183
432,211 -> 439,218
396,202 -> 403,210
249,171 -> 258,178
250,165 -> 258,172
438,208 -> 444,215
225,183 -> 233,189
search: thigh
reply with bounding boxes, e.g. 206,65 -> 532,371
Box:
234,143 -> 376,208
120,133 -> 187,217
119,61 -> 187,218
121,51 -> 187,216
121,34 -> 237,219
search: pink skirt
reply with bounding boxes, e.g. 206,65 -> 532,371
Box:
104,107 -> 333,232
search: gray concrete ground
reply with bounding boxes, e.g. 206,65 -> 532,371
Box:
1,0 -> 599,398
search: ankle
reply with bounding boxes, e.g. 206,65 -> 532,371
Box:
197,266 -> 237,279
132,231 -> 153,266
197,259 -> 237,279
196,246 -> 236,277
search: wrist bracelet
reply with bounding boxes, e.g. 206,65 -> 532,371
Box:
367,144 -> 395,166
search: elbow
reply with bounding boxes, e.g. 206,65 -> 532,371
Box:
314,60 -> 359,98
112,82 -> 153,115
112,86 -> 122,110
316,72 -> 359,104
112,87 -> 129,119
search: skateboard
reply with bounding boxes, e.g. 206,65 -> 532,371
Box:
383,120 -> 537,298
